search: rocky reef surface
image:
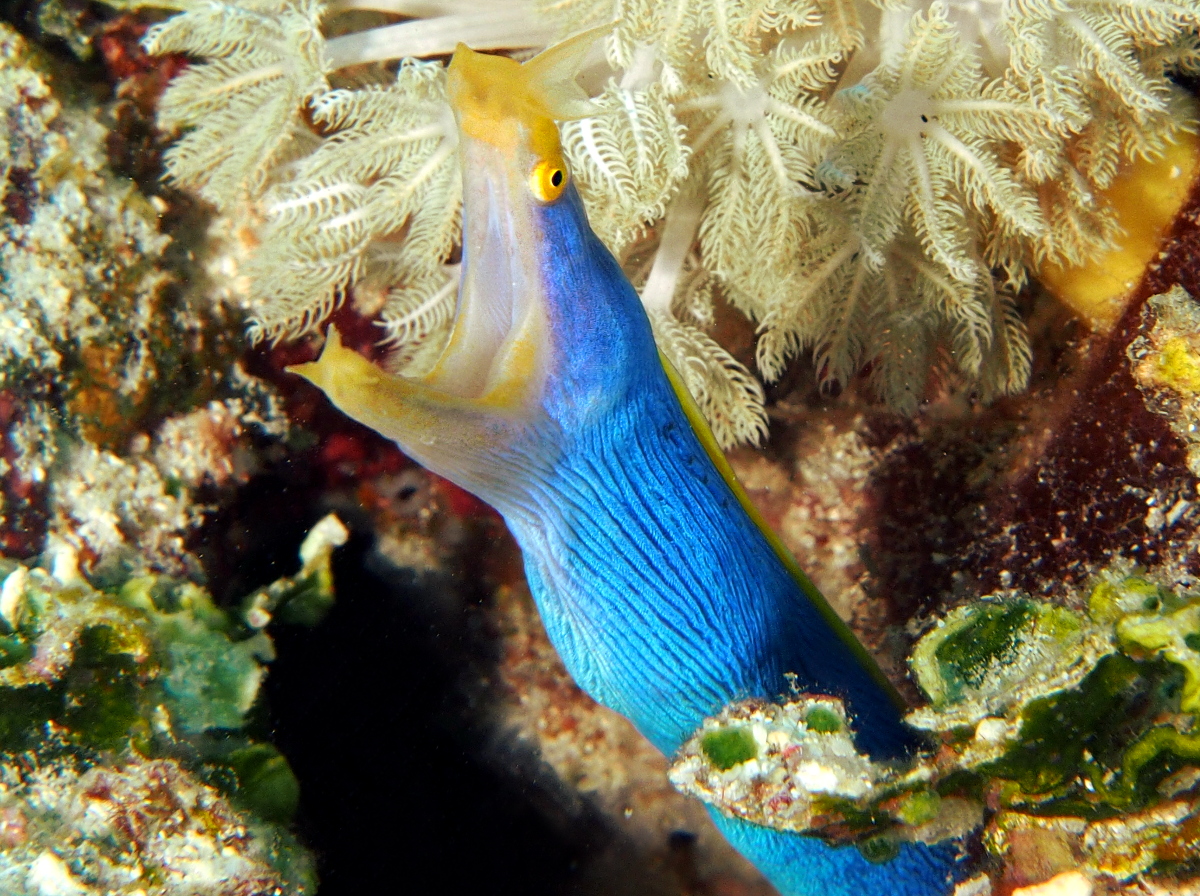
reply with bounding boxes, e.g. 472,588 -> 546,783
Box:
3,4 -> 1200,896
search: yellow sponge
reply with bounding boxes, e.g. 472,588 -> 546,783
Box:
1040,122 -> 1200,328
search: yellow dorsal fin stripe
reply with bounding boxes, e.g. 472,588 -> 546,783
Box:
659,352 -> 907,712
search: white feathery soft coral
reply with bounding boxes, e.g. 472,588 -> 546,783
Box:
246,58 -> 461,343
834,6 -> 1049,280
607,0 -> 822,92
684,33 -> 842,291
143,0 -> 1200,443
143,0 -> 330,205
378,263 -> 460,376
560,71 -> 691,253
1003,0 -> 1200,124
652,310 -> 770,446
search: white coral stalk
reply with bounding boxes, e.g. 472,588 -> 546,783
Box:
638,183 -> 768,447
639,181 -> 706,317
325,4 -> 557,68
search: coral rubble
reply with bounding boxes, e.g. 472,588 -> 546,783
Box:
0,756 -> 303,896
0,510 -> 346,895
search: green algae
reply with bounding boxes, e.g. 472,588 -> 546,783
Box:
701,726 -> 758,770
908,594 -> 1108,731
673,570 -> 1200,888
856,834 -> 901,864
1117,600 -> 1200,712
910,573 -> 1200,881
161,616 -> 269,734
0,516 -> 344,895
981,653 -> 1182,811
0,569 -> 251,754
1089,574 -> 1173,623
805,706 -> 842,733
222,742 -> 303,823
910,575 -> 1200,816
932,598 -> 1038,694
0,634 -> 31,668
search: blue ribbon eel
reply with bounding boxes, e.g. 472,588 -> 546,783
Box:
289,31 -> 967,896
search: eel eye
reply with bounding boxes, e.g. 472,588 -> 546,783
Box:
530,159 -> 567,202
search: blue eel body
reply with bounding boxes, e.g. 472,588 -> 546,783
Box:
486,183 -> 964,896
291,36 -> 968,896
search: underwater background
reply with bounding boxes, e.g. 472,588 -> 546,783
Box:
1,0 -> 1200,894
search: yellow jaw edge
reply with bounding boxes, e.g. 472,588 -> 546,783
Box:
287,324 -> 544,443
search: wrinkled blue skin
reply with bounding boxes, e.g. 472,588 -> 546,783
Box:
457,184 -> 967,896
295,112 -> 967,886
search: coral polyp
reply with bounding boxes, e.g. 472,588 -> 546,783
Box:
140,0 -> 1200,441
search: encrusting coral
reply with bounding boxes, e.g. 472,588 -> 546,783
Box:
0,512 -> 347,896
0,24 -> 355,893
137,0 -> 1200,442
668,569 -> 1200,892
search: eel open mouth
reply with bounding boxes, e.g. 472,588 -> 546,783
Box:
421,132 -> 551,409
287,35 -> 603,478
419,33 -> 602,405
